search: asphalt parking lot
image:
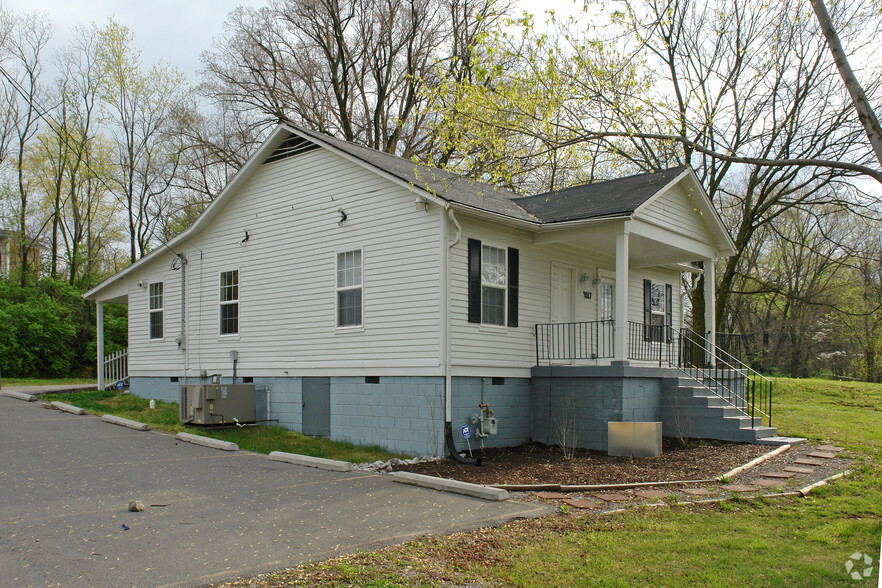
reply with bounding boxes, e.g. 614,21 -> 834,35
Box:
0,394 -> 550,587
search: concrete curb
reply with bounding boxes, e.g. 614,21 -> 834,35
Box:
51,401 -> 87,415
100,414 -> 151,431
717,444 -> 790,481
391,471 -> 510,501
2,390 -> 37,402
176,432 -> 238,451
268,451 -> 353,472
799,470 -> 851,496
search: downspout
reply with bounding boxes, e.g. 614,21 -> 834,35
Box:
443,207 -> 481,465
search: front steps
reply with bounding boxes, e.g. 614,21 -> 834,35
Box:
660,378 -> 777,443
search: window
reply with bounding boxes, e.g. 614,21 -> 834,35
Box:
467,239 -> 519,327
220,270 -> 239,335
148,282 -> 163,339
599,281 -> 614,322
336,250 -> 362,327
643,280 -> 672,342
481,245 -> 506,325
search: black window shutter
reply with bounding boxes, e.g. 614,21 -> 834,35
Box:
665,283 -> 673,343
507,247 -> 519,327
467,239 -> 481,323
643,279 -> 652,341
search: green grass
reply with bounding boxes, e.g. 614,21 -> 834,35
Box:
2,377 -> 95,387
39,389 -> 406,464
227,376 -> 882,588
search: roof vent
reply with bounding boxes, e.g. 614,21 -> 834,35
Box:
263,134 -> 319,164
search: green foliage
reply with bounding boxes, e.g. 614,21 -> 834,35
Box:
0,277 -> 127,378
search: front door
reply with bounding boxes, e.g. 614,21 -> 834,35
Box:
302,377 -> 330,437
550,265 -> 574,361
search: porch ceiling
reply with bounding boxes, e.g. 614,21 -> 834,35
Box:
532,219 -> 715,267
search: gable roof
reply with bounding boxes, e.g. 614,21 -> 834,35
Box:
515,166 -> 689,223
84,123 -> 733,300
287,125 -> 539,222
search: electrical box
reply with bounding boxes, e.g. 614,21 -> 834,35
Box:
179,384 -> 256,425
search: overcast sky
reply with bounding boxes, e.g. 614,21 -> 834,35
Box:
3,0 -> 583,84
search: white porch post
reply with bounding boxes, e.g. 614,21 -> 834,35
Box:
96,301 -> 104,391
614,231 -> 630,362
704,259 -> 716,367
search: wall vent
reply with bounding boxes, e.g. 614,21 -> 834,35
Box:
263,134 -> 319,164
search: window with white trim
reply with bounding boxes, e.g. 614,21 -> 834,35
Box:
481,244 -> 506,326
219,270 -> 239,335
148,282 -> 163,339
336,250 -> 362,327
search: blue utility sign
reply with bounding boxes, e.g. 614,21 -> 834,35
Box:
115,380 -> 125,391
460,424 -> 471,439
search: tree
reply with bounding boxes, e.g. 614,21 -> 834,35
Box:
1,10 -> 53,286
200,0 -> 511,160
810,0 -> 882,168
97,19 -> 192,262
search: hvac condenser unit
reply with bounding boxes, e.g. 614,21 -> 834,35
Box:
179,384 -> 256,425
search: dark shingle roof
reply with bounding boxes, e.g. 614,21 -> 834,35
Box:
287,125 -> 539,222
286,125 -> 689,225
514,166 -> 689,223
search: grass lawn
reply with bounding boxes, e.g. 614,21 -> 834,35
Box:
222,377 -> 882,587
2,377 -> 95,387
39,389 -> 405,464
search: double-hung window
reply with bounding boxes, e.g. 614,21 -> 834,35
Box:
467,239 -> 519,327
220,270 -> 239,335
643,279 -> 672,342
336,250 -> 362,327
148,282 -> 163,339
481,245 -> 507,326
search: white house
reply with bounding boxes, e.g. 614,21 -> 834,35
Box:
84,123 -> 776,456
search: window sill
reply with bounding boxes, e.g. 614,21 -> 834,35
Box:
218,334 -> 241,341
147,338 -> 165,343
478,323 -> 509,334
335,325 -> 365,334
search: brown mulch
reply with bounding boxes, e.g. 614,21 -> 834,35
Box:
390,439 -> 772,486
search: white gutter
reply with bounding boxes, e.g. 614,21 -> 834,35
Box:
444,207 -> 462,423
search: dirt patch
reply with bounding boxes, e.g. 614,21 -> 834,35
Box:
391,439 -> 771,486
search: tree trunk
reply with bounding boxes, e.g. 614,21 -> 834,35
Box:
810,0 -> 882,169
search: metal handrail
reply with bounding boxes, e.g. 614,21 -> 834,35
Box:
678,329 -> 772,427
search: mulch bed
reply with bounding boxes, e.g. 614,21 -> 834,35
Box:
391,439 -> 771,486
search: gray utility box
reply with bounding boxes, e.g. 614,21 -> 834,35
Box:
180,384 -> 256,425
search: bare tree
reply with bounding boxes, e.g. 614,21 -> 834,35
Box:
200,0 -> 510,160
1,10 -> 53,286
97,19 -> 191,262
810,0 -> 882,168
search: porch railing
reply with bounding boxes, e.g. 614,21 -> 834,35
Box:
103,348 -> 128,390
535,320 -> 614,363
533,321 -> 772,427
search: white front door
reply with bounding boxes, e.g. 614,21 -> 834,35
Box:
550,265 -> 574,361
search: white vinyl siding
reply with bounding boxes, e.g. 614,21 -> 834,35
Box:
126,146 -> 442,378
148,282 -> 163,340
638,184 -> 715,245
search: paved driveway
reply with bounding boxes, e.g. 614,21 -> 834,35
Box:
0,395 -> 551,587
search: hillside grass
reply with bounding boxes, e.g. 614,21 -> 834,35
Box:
225,377 -> 882,587
40,389 -> 405,464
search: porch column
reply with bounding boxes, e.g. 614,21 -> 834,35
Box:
614,231 -> 630,362
704,259 -> 716,366
96,301 -> 104,391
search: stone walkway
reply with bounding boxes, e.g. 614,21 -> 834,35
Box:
517,442 -> 852,513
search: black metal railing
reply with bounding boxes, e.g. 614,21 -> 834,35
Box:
678,329 -> 773,428
533,321 -> 772,428
535,320 -> 614,363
